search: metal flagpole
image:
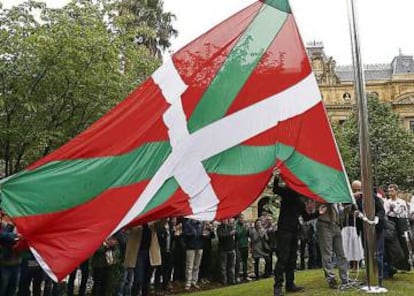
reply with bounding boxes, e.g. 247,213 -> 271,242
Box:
346,0 -> 387,293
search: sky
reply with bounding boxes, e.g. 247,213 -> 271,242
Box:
2,0 -> 414,65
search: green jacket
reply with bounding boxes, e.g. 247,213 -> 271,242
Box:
236,222 -> 249,249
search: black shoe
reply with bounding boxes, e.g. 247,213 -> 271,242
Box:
286,284 -> 305,293
274,286 -> 284,296
328,279 -> 338,289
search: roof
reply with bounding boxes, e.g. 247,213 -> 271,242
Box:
336,64 -> 393,82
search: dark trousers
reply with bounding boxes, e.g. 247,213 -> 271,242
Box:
154,251 -> 172,290
68,260 -> 89,296
389,217 -> 411,270
199,246 -> 212,281
299,239 -> 309,269
219,250 -> 236,284
265,250 -> 274,277
274,230 -> 298,288
254,256 -> 270,280
132,250 -> 151,296
173,241 -> 186,281
376,230 -> 385,284
18,262 -> 43,296
236,247 -> 248,278
308,238 -> 322,269
92,266 -> 116,296
269,249 -> 278,275
0,265 -> 21,296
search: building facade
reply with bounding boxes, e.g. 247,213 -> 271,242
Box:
308,41 -> 414,131
245,42 -> 414,220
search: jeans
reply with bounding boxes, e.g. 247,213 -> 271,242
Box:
219,250 -> 236,284
119,268 -> 134,296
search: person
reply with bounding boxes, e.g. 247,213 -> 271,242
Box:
384,184 -> 411,271
263,215 -> 276,276
183,218 -> 204,291
120,226 -> 140,296
351,180 -> 386,286
67,259 -> 90,296
235,214 -> 250,282
409,194 -> 414,235
0,211 -> 22,296
154,219 -> 173,293
171,218 -> 186,283
217,219 -> 237,285
18,250 -> 45,296
199,221 -> 216,284
131,223 -> 161,296
272,175 -> 321,296
91,235 -> 121,296
307,219 -> 322,269
298,217 -> 313,270
249,219 -> 270,281
317,202 -> 349,289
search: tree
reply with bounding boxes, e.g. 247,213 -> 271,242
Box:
117,0 -> 178,57
333,96 -> 414,190
0,0 -> 163,176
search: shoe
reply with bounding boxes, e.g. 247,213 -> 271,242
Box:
274,286 -> 284,296
341,279 -> 351,285
184,285 -> 191,292
192,283 -> 201,290
286,284 -> 305,292
328,279 -> 338,289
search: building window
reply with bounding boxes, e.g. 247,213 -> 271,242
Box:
410,120 -> 414,132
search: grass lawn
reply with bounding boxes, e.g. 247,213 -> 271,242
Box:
178,269 -> 413,296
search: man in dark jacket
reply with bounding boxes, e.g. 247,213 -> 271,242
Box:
235,214 -> 250,282
273,175 -> 320,296
217,219 -> 237,285
183,219 -> 204,291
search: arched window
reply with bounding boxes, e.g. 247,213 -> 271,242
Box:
257,197 -> 271,218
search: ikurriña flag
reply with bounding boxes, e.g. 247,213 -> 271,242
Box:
0,0 -> 352,281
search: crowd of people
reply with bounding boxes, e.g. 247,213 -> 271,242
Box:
0,177 -> 413,296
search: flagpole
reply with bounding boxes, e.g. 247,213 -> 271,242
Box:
346,0 -> 386,293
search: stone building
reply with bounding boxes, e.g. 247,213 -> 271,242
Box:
308,41 -> 414,131
244,41 -> 414,220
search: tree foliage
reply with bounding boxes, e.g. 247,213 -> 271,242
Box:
333,97 -> 414,190
117,0 -> 178,57
0,0 -> 174,176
